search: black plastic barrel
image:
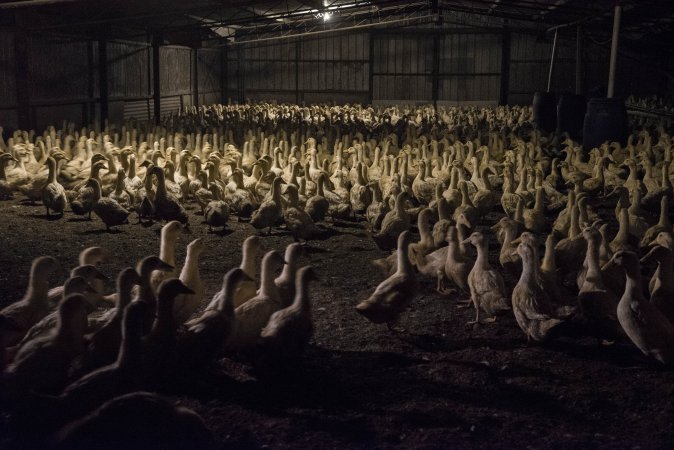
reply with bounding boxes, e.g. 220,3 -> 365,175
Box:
556,94 -> 586,141
582,98 -> 628,151
532,91 -> 557,133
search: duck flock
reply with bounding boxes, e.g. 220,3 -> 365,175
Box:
1,101 -> 674,447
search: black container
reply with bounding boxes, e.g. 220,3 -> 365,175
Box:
582,98 -> 628,150
556,93 -> 586,141
532,91 -> 557,133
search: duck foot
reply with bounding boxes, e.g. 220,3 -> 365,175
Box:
600,339 -> 616,346
456,299 -> 472,308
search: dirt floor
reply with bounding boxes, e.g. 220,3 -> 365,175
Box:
1,198 -> 674,449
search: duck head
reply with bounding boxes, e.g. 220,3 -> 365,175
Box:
71,264 -> 108,283
649,231 -> 674,251
462,231 -> 485,247
63,276 -> 97,297
640,245 -> 671,265
602,250 -> 640,274
31,255 -> 59,281
136,255 -> 174,277
79,246 -> 106,266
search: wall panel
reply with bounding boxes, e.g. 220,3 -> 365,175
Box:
0,31 -> 16,108
108,41 -> 150,99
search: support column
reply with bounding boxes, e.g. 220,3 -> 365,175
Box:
221,42 -> 227,104
499,29 -> 511,105
431,32 -> 440,109
575,25 -> 583,95
152,33 -> 161,124
607,4 -> 622,98
15,13 -> 30,130
546,28 -> 558,92
368,32 -> 374,105
98,37 -> 108,125
295,39 -> 300,104
191,47 -> 199,108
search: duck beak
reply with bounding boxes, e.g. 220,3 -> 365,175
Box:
461,238 -> 471,245
84,283 -> 98,294
511,237 -> 522,245
490,223 -> 500,231
640,247 -> 659,264
648,239 -> 659,247
158,261 -> 174,272
181,286 -> 195,295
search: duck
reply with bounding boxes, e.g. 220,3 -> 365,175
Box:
135,162 -> 156,224
4,294 -> 89,394
610,207 -> 640,254
59,301 -> 150,419
86,268 -> 142,370
577,226 -> 621,344
142,279 -> 194,381
54,391 -> 213,450
19,274 -> 99,348
407,207 -> 436,269
226,168 -> 258,218
511,242 -> 574,342
355,231 -> 417,330
203,182 -> 230,232
0,256 -> 59,347
555,203 -> 587,273
452,181 -> 478,229
109,168 -> 132,209
472,166 -> 498,218
70,160 -> 107,219
260,266 -> 317,359
150,221 -> 182,294
372,191 -> 410,251
640,243 -> 674,325
640,195 -> 671,249
0,152 -> 17,200
283,184 -> 319,241
440,226 -> 472,295
86,178 -> 130,231
494,217 -> 522,278
463,231 -> 510,324
349,162 -> 372,214
251,176 -> 284,235
226,250 -> 286,351
135,255 -> 175,331
522,187 -> 546,233
79,246 -> 106,299
605,251 -> 674,365
274,243 -> 305,308
150,166 -> 189,225
366,182 -> 389,231
179,268 -> 251,366
411,159 -> 438,204
173,239 -> 206,324
432,194 -> 453,248
41,156 -> 68,217
305,172 -> 330,223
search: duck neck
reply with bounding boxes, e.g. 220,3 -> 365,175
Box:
160,233 -> 177,268
396,241 -> 412,275
180,248 -> 201,282
26,273 -> 50,306
47,159 -> 57,183
584,239 -> 602,281
240,244 -> 257,278
519,253 -> 539,286
616,209 -> 630,242
622,267 -> 644,304
114,171 -> 125,194
418,214 -> 432,245
259,259 -> 279,299
474,242 -> 489,268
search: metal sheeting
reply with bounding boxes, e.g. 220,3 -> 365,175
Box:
27,36 -> 90,102
438,33 -> 501,103
160,46 -> 191,96
108,41 -> 150,99
198,48 -> 221,94
0,31 -> 16,108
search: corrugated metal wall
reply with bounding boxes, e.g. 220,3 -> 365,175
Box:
0,31 -> 17,129
0,34 -> 224,130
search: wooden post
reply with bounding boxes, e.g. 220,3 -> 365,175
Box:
547,28 -> 558,92
191,47 -> 199,108
431,32 -> 440,108
607,4 -> 622,98
295,39 -> 300,104
15,12 -> 30,130
152,33 -> 161,124
221,42 -> 227,104
368,31 -> 374,105
98,36 -> 109,125
499,29 -> 511,105
575,25 -> 583,95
